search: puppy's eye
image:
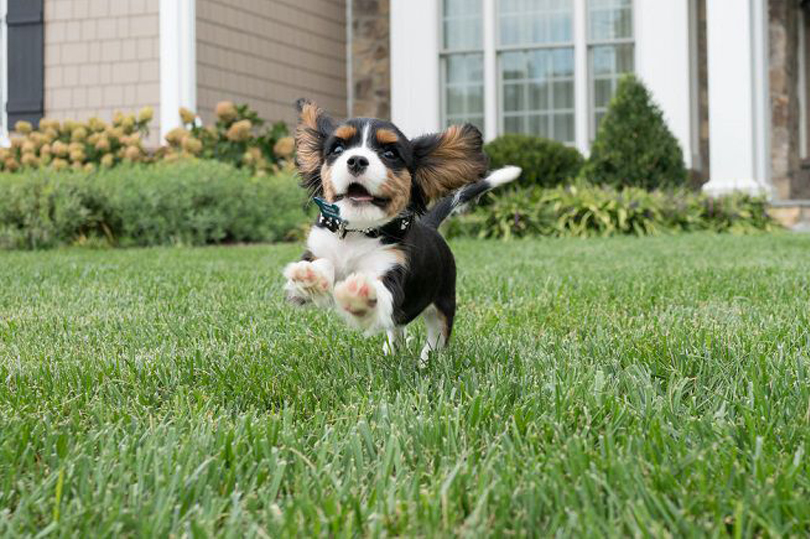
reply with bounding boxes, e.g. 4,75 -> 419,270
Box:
382,149 -> 398,160
331,144 -> 345,156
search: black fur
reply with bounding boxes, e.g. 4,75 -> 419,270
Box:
382,222 -> 456,330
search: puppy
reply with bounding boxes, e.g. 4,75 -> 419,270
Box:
284,99 -> 520,363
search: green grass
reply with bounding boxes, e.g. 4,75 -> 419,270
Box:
1,233 -> 810,536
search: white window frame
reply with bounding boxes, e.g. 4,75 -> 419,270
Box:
494,9 -> 577,143
438,0 -> 486,131
586,3 -> 634,141
0,0 -> 8,147
441,0 -> 635,154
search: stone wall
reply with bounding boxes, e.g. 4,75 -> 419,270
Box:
44,0 -> 161,145
768,0 -> 802,199
350,0 -> 390,119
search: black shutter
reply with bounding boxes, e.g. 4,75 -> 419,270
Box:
6,0 -> 44,128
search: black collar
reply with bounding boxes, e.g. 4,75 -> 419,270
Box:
317,212 -> 413,241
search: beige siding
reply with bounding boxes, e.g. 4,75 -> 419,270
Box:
44,0 -> 161,145
196,0 -> 347,127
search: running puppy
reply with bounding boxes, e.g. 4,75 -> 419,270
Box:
284,99 -> 520,363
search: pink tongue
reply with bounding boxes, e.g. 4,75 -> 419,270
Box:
350,194 -> 373,202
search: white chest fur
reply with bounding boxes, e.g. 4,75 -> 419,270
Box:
307,226 -> 402,281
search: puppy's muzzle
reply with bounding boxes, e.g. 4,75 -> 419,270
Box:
347,155 -> 369,176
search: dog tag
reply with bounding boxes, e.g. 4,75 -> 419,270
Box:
313,197 -> 342,221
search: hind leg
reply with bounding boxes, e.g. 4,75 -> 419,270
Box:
383,326 -> 405,355
419,298 -> 455,366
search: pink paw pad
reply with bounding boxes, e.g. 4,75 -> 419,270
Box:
334,274 -> 378,318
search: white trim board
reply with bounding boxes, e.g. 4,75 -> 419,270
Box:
159,0 -> 196,142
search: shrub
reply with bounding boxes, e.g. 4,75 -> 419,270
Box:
580,74 -> 688,190
484,134 -> 584,188
1,111 -> 153,173
0,160 -> 309,249
0,103 -> 295,177
163,102 -> 293,175
444,184 -> 778,240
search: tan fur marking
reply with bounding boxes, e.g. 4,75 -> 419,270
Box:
436,308 -> 450,339
295,102 -> 326,175
299,102 -> 321,131
388,246 -> 408,267
376,128 -> 399,145
415,124 -> 487,201
379,168 -> 412,217
320,163 -> 337,202
334,125 -> 357,140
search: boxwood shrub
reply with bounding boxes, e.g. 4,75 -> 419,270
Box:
484,134 -> 584,188
580,74 -> 688,190
0,160 -> 310,249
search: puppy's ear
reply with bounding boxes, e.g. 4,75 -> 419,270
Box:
294,98 -> 335,196
411,124 -> 489,201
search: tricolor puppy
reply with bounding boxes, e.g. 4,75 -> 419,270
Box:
284,99 -> 520,363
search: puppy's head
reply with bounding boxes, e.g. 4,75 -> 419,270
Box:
294,99 -> 488,229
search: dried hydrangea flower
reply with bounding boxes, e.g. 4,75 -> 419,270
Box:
14,121 -> 32,134
215,101 -> 237,122
226,119 -> 251,142
179,107 -> 196,125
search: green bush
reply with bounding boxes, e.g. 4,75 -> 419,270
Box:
580,75 -> 687,190
444,184 -> 777,240
0,160 -> 309,249
484,134 -> 584,188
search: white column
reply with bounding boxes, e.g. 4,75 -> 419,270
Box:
702,0 -> 771,197
390,0 -> 441,138
573,0 -> 588,155
634,0 -> 695,169
482,0 -> 497,141
160,0 -> 196,142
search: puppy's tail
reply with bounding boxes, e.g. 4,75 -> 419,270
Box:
421,166 -> 522,229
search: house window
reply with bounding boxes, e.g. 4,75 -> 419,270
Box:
498,0 -> 575,142
588,0 -> 634,132
440,0 -> 485,131
440,0 -> 634,148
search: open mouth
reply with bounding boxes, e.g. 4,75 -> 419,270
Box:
337,183 -> 390,207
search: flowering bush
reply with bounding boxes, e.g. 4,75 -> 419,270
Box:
1,109 -> 153,173
161,101 -> 293,175
0,102 -> 295,176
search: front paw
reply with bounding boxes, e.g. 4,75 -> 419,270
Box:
334,273 -> 394,335
333,273 -> 377,318
283,260 -> 333,305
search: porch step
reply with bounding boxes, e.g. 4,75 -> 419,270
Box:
768,201 -> 810,230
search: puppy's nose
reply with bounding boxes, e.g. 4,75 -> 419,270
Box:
347,155 -> 369,176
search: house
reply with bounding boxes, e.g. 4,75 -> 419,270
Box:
1,0 -> 808,212
0,0 -> 348,146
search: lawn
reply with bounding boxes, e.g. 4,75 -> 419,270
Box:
1,233 -> 809,536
